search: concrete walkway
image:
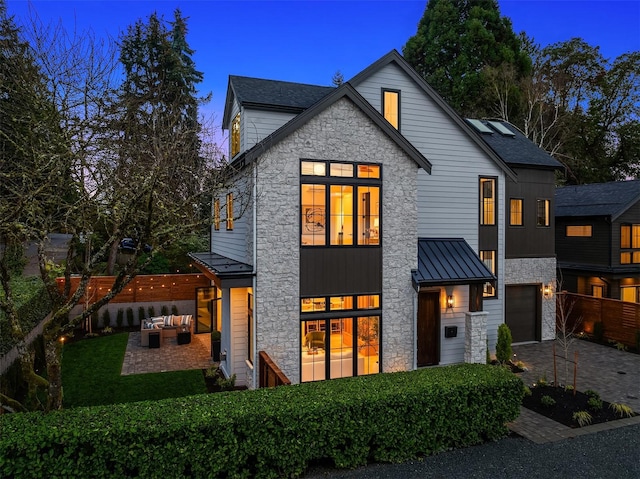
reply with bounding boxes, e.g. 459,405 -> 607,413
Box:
508,340 -> 640,443
121,331 -> 214,375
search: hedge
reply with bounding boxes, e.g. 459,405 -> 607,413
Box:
0,364 -> 523,478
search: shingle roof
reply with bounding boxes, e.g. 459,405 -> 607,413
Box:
412,238 -> 495,288
555,180 -> 640,219
467,119 -> 562,169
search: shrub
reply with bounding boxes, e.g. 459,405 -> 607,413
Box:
585,389 -> 600,400
0,364 -> 522,478
573,410 -> 592,427
161,305 -> 169,316
609,402 -> 634,418
486,339 -> 491,364
101,309 -> 111,328
147,306 -> 156,318
116,309 -> 124,328
138,306 -> 146,323
495,324 -> 513,363
636,330 -> 640,353
126,308 -> 135,328
91,310 -> 100,331
537,374 -> 548,387
522,386 -> 532,397
587,397 -> 603,411
593,321 -> 604,342
540,395 -> 555,408
171,305 -> 179,316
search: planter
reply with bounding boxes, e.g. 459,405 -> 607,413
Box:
212,339 -> 221,362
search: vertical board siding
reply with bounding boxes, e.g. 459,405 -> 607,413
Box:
230,287 -> 249,386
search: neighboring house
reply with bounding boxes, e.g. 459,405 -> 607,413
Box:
555,180 -> 640,302
468,119 -> 562,343
190,50 -> 558,389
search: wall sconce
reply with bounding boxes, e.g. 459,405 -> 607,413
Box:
446,294 -> 454,309
543,283 -> 553,299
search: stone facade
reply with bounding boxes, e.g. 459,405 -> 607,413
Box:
504,257 -> 557,341
464,311 -> 488,364
253,97 -> 418,383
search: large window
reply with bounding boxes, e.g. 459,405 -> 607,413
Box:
510,198 -> 523,226
301,294 -> 380,382
480,178 -> 495,225
231,113 -> 240,157
301,161 -> 381,246
226,193 -> 234,230
620,224 -> 640,264
536,199 -> 550,227
480,250 -> 496,297
382,89 -> 399,129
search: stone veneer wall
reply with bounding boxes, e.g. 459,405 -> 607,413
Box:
504,257 -> 557,341
253,97 -> 418,383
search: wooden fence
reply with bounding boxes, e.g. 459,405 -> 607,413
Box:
57,273 -> 211,304
259,351 -> 291,388
562,292 -> 640,348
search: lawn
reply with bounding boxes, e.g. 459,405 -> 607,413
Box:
61,332 -> 207,408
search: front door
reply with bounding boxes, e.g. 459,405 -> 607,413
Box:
196,286 -> 217,333
417,291 -> 440,367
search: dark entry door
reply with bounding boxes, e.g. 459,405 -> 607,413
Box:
505,285 -> 539,342
417,291 -> 440,367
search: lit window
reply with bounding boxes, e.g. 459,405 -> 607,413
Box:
301,161 -> 326,176
619,224 -> 640,264
329,296 -> 354,310
330,185 -> 354,245
357,295 -> 380,309
510,199 -> 523,226
213,199 -> 220,231
226,193 -> 234,230
566,225 -> 592,237
247,292 -> 253,364
621,286 -> 638,303
536,199 -> 550,227
592,285 -> 603,298
480,178 -> 495,225
357,164 -> 380,179
358,187 -> 380,245
231,113 -> 240,157
301,298 -> 326,312
382,89 -> 399,129
301,184 -> 326,246
329,163 -> 354,177
480,250 -> 496,297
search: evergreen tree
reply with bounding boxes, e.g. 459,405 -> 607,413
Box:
403,0 -> 531,118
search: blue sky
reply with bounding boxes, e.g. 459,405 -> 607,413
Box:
7,0 -> 640,128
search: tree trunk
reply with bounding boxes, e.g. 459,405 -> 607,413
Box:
45,338 -> 63,411
106,237 -> 119,276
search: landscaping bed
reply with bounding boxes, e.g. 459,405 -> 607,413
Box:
522,384 -> 636,428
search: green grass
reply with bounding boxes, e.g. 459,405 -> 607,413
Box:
61,333 -> 207,408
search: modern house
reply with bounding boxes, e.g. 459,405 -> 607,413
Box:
555,180 -> 640,302
190,50 -> 558,388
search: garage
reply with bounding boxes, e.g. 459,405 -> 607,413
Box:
505,285 -> 540,343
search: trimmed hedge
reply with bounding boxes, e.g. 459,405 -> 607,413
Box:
0,364 -> 522,478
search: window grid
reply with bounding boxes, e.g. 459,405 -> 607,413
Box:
213,199 -> 220,231
231,113 -> 240,157
510,198 -> 523,226
536,199 -> 550,227
620,224 -> 640,264
480,250 -> 496,297
480,178 -> 495,225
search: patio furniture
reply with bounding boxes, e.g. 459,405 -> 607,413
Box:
177,329 -> 191,345
140,314 -> 194,346
148,331 -> 161,349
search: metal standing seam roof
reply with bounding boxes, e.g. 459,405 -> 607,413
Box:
555,180 -> 640,220
412,238 -> 496,287
188,252 -> 253,278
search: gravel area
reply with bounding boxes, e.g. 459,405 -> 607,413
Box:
303,423 -> 640,478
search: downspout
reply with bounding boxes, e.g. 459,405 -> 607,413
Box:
251,161 -> 258,388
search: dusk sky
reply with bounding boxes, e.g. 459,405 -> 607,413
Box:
7,0 -> 640,132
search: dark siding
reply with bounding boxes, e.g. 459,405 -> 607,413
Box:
506,168 -> 555,258
555,216 -> 611,267
300,248 -> 382,296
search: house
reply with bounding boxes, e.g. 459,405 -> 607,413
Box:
467,119 -> 562,343
189,50 -> 558,388
555,180 -> 640,302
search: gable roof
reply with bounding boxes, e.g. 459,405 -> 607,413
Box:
412,238 -> 496,289
466,119 -> 562,170
232,82 -> 432,173
555,180 -> 640,220
222,76 -> 335,126
348,50 -> 517,181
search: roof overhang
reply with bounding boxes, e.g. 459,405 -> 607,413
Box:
557,262 -> 640,279
412,238 -> 496,291
188,252 -> 254,288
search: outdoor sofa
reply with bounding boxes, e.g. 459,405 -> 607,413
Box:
140,314 -> 194,346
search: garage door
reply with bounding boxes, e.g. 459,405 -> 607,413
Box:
505,285 -> 539,343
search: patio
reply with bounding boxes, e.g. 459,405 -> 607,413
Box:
121,331 -> 214,375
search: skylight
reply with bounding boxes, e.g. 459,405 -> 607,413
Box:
487,121 -> 516,137
466,119 -> 493,134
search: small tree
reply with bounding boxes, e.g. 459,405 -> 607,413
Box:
147,306 -> 156,318
116,308 -> 124,328
126,307 -> 134,328
555,290 -> 581,386
138,306 -> 146,323
496,324 -> 513,364
171,305 -> 179,316
101,309 -> 111,329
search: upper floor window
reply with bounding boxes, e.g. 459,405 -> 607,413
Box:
301,161 -> 381,247
231,113 -> 240,157
480,178 -> 495,225
536,199 -> 550,227
509,198 -> 523,226
382,89 -> 400,130
566,225 -> 592,237
620,224 -> 640,264
213,199 -> 220,230
226,193 -> 234,230
479,250 -> 496,297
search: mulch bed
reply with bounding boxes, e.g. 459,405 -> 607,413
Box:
522,385 -> 636,428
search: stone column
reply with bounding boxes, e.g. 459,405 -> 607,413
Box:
465,311 -> 488,364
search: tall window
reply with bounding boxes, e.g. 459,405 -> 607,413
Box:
382,89 -> 399,129
301,161 -> 380,247
480,178 -> 495,225
620,224 -> 640,264
480,250 -> 496,297
231,113 -> 240,157
213,199 -> 220,230
301,294 -> 380,382
247,292 -> 254,364
226,193 -> 234,230
510,198 -> 523,226
536,199 -> 550,227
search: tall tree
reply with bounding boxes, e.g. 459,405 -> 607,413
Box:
403,0 -> 531,118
